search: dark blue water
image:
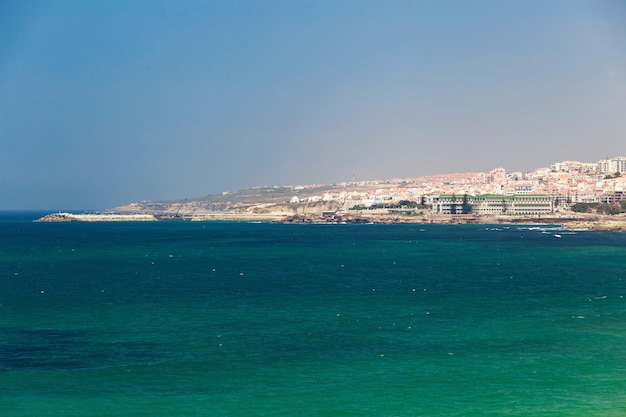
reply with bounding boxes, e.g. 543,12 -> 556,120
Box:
1,213 -> 625,416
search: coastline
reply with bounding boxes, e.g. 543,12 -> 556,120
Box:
280,212 -> 626,230
34,212 -> 287,223
33,211 -> 626,230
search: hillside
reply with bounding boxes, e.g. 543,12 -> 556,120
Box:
112,183 -> 353,216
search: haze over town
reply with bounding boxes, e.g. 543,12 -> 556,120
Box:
281,156 -> 626,206
113,155 -> 624,209
2,1 -> 625,210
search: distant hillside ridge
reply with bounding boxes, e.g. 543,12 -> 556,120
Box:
112,156 -> 626,216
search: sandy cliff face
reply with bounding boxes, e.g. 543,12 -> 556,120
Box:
113,199 -> 353,217
114,201 -> 234,214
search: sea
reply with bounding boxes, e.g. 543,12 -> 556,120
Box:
1,211 -> 625,416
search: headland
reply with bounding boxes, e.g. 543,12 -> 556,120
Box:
34,155 -> 626,230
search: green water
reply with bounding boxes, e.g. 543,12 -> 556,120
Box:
1,216 -> 625,416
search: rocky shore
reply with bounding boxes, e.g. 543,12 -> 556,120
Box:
560,220 -> 626,231
280,213 -> 626,230
34,211 -> 626,231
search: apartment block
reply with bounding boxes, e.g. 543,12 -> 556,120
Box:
433,194 -> 553,216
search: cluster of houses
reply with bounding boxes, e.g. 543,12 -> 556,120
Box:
289,157 -> 626,216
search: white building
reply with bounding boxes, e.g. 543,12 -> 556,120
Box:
598,157 -> 626,174
433,194 -> 553,216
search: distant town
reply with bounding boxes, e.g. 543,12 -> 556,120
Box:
38,156 -> 626,228
285,156 -> 626,212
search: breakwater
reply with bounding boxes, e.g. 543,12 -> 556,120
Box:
35,213 -> 157,222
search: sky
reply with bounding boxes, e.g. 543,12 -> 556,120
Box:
1,0 -> 625,210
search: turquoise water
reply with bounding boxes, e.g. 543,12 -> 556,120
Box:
1,213 -> 625,416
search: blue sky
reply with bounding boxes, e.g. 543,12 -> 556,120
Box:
1,0 -> 625,210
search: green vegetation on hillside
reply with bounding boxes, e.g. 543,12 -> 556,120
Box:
571,202 -> 626,215
349,200 -> 429,211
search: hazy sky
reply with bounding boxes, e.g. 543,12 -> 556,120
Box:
1,0 -> 625,209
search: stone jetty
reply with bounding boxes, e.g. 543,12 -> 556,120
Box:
35,213 -> 157,222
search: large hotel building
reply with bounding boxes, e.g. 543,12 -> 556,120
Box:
433,194 -> 553,216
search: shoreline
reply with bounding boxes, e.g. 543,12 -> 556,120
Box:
33,211 -> 626,230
